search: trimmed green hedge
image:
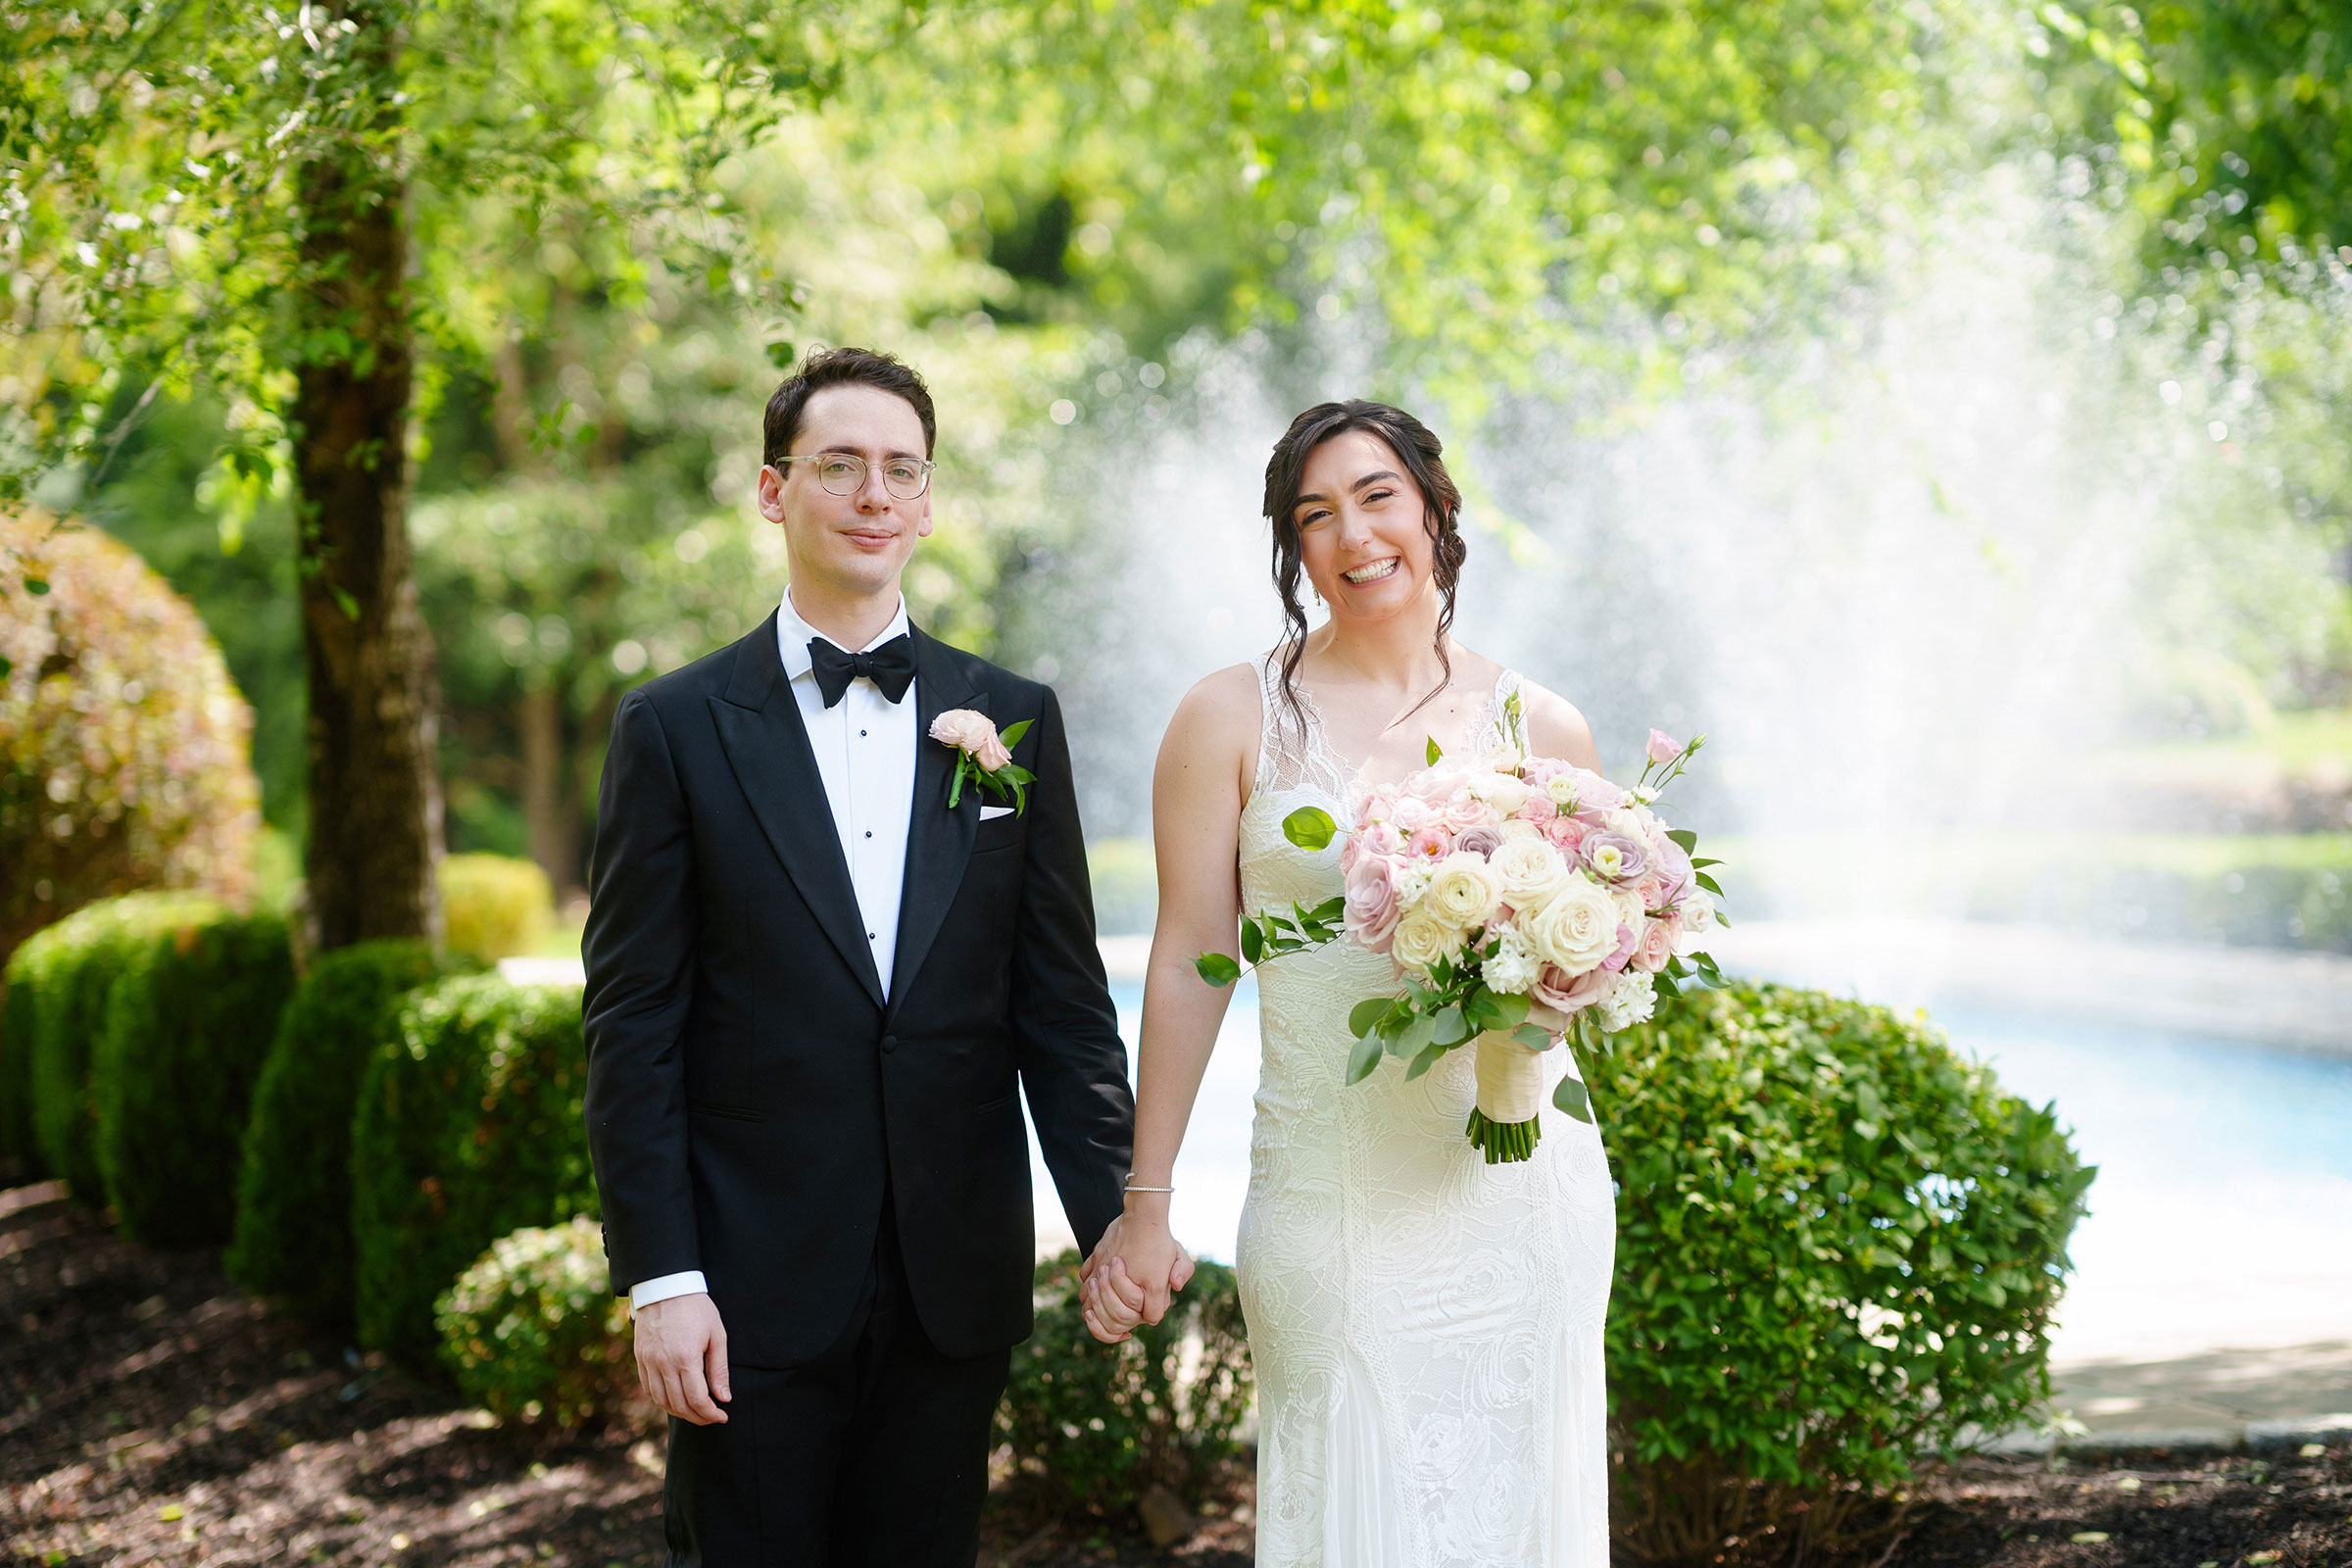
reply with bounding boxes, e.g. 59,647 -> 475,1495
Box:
352,975 -> 597,1368
11,893 -> 220,1200
0,967 -> 37,1170
92,908 -> 295,1246
226,939 -> 480,1329
997,1249 -> 1253,1513
1591,982 -> 2093,1564
437,1216 -> 638,1432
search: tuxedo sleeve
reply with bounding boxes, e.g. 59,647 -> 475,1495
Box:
1008,687 -> 1135,1256
581,688 -> 703,1297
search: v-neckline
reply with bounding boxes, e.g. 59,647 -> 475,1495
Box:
1290,667 -> 1513,793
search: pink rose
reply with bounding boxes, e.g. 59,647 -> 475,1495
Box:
1443,790 -> 1491,834
1517,792 -> 1557,825
930,709 -> 1011,771
1405,824 -> 1453,862
1526,962 -> 1612,1028
1646,728 -> 1683,765
1454,824 -> 1503,859
1391,796 -> 1433,833
1600,921 -> 1639,972
1634,917 -> 1675,973
1543,814 -> 1587,852
1344,854 -> 1403,954
1361,820 -> 1404,858
1341,833 -> 1363,875
1635,873 -> 1666,913
1571,770 -> 1629,812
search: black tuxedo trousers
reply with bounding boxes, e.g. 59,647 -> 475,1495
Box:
582,615 -> 1134,1564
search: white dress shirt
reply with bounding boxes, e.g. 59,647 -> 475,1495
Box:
631,589 -> 921,1313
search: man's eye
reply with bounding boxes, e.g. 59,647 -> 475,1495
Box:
884,462 -> 922,484
819,458 -> 859,477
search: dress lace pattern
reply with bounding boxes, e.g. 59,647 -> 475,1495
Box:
1235,655 -> 1616,1567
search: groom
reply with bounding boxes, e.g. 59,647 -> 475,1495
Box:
582,347 -> 1137,1566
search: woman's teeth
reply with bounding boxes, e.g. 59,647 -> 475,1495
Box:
1343,558 -> 1399,584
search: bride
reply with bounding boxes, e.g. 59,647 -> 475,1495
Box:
1082,400 -> 1617,1564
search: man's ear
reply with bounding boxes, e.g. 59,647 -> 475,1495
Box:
755,464 -> 787,523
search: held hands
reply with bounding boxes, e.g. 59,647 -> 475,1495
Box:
633,1292 -> 731,1425
1078,1214 -> 1194,1345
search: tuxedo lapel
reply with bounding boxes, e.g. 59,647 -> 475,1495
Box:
889,628 -> 982,1016
710,613 -> 886,1008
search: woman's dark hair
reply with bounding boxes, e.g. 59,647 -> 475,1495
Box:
762,345 -> 937,466
1261,399 -> 1466,730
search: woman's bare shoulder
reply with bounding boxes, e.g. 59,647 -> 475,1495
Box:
1159,662 -> 1261,755
1509,673 -> 1602,772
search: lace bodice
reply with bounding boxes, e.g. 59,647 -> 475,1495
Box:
1231,652 -> 1615,1568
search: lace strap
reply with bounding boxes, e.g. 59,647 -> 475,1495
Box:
1251,649 -> 1354,801
1472,668 -> 1528,761
1250,654 -> 1284,800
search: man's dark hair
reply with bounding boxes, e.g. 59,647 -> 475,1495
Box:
761,346 -> 938,468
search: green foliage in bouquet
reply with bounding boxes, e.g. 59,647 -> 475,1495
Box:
436,1216 -> 639,1433
997,1250 -> 1253,1515
351,975 -> 598,1368
1593,983 -> 2094,1565
438,854 -> 555,962
92,908 -> 296,1245
12,893 -> 221,1197
228,940 -> 483,1329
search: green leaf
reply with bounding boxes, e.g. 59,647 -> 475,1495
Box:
0,654 -> 10,679
1552,1075 -> 1592,1123
1240,921 -> 1265,964
1690,857 -> 1722,869
1403,1039 -> 1446,1080
1694,871 -> 1725,898
1281,806 -> 1338,851
23,578 -> 48,596
1654,972 -> 1682,1000
1425,735 -> 1443,764
1347,1030 -> 1385,1085
330,586 -> 361,621
1307,896 -> 1345,923
1194,953 -> 1242,987
1391,1010 -> 1438,1059
1511,1023 -> 1552,1052
998,718 -> 1034,749
1349,997 -> 1397,1037
1432,1004 -> 1469,1047
1488,991 -> 1531,1029
948,762 -> 966,809
1666,828 -> 1697,852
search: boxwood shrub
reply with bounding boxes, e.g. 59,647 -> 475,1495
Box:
351,974 -> 597,1368
997,1249 -> 1253,1514
0,964 -> 38,1171
436,1216 -> 639,1432
92,907 -> 296,1246
226,939 -> 481,1328
1589,982 -> 2093,1564
12,893 -> 220,1200
438,854 -> 554,961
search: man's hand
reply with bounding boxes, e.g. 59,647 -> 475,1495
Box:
633,1292 -> 730,1425
1079,1215 -> 1193,1345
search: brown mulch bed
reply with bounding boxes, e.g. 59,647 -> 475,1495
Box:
3,1172 -> 2342,1566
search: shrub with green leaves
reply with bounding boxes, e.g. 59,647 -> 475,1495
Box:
1591,982 -> 2093,1565
92,907 -> 295,1245
437,853 -> 554,961
0,964 -> 39,1170
8,892 -> 220,1195
0,509 -> 260,965
351,974 -> 597,1368
436,1216 -> 639,1432
997,1249 -> 1253,1515
227,939 -> 481,1329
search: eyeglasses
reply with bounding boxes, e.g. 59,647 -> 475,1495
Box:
779,452 -> 936,501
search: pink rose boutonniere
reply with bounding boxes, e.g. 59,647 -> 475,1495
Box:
930,710 -> 1036,813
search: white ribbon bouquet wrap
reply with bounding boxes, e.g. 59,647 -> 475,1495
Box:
1199,702 -> 1727,1162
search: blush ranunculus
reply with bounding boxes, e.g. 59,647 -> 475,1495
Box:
930,709 -> 1011,770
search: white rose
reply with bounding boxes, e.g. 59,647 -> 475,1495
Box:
1391,910 -> 1462,973
1611,886 -> 1647,937
1521,875 -> 1618,973
1544,775 -> 1578,808
1424,852 -> 1501,929
1597,969 -> 1657,1031
1675,889 -> 1716,953
1484,775 -> 1531,815
1482,922 -> 1542,994
1490,832 -> 1568,908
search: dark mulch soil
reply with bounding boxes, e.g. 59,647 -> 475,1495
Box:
3,1173 -> 2340,1566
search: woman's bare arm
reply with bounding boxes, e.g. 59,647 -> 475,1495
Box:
1079,663 -> 1257,1340
1517,679 -> 1604,773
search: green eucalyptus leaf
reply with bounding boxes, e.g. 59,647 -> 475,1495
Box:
1281,807 -> 1338,851
1489,991 -> 1531,1029
1349,997 -> 1397,1037
1432,1004 -> 1469,1047
1552,1075 -> 1592,1123
1392,1010 -> 1439,1059
1347,1031 -> 1385,1085
1511,1023 -> 1552,1052
1403,1039 -> 1446,1080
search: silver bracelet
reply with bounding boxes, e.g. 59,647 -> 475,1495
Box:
1123,1174 -> 1175,1194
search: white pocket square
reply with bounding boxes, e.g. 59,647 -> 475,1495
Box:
979,805 -> 1014,821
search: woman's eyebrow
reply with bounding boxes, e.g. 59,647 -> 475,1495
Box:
1348,468 -> 1401,492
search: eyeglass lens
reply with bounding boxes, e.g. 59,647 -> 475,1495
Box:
808,454 -> 930,500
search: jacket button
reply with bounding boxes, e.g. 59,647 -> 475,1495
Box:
881,1034 -> 898,1054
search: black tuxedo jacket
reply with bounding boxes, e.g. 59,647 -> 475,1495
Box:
581,614 -> 1134,1365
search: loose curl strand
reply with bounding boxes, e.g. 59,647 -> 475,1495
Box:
1261,399 -> 1468,733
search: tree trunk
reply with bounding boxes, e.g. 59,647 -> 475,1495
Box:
290,3 -> 442,952
518,680 -> 578,897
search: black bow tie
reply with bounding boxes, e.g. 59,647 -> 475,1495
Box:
808,633 -> 916,708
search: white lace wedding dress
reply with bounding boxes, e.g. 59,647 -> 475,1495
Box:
1233,655 -> 1617,1567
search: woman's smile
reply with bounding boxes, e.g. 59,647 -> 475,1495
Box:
1342,556 -> 1401,585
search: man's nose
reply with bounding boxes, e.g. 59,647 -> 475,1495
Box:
855,466 -> 893,513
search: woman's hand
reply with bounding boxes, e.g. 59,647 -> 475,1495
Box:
1079,1214 -> 1194,1344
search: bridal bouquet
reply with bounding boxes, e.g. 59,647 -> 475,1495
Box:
1199,702 -> 1725,1162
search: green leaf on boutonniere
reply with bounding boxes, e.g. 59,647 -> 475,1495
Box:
1281,807 -> 1337,851
998,718 -> 1033,750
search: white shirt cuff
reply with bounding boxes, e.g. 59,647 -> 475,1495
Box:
629,1270 -> 709,1311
